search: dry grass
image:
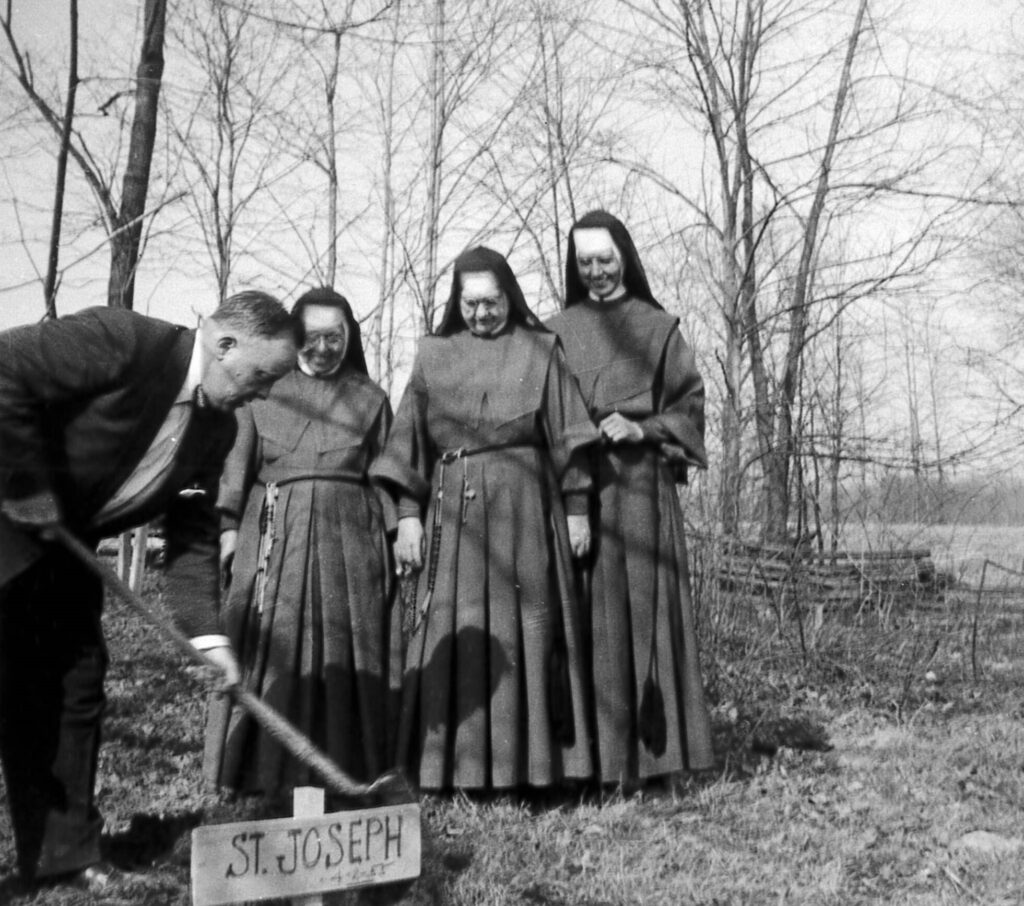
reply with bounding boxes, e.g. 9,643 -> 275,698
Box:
395,712 -> 1023,906
1,544 -> 1023,905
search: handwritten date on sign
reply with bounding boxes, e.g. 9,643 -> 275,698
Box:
191,802 -> 421,905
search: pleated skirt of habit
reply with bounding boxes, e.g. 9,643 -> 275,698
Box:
204,478 -> 400,795
585,445 -> 714,783
398,447 -> 592,791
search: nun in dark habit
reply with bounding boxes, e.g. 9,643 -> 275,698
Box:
372,246 -> 601,792
546,211 -> 714,787
205,287 -> 401,796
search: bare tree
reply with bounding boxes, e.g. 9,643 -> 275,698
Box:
396,0 -> 532,334
259,0 -> 393,289
2,0 -> 168,312
109,0 -> 166,309
166,0 -> 298,303
612,0 -> 979,542
763,0 -> 870,541
420,0 -> 447,333
472,0 -> 626,313
359,0 -> 410,390
40,0 -> 80,318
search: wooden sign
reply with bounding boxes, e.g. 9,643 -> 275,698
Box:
190,802 -> 420,906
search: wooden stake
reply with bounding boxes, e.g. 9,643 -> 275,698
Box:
129,523 -> 148,592
117,530 -> 131,582
292,787 -> 325,906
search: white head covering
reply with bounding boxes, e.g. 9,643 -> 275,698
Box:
572,227 -> 622,265
572,226 -> 626,300
564,210 -> 662,309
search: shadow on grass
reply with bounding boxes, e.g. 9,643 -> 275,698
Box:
709,703 -> 834,783
105,809 -> 206,868
0,875 -> 31,903
103,791 -> 296,871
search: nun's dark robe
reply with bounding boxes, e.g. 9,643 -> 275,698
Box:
204,367 -> 400,793
372,325 -> 599,790
546,295 -> 714,782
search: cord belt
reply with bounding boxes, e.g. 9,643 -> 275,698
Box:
257,470 -> 361,487
415,443 -> 537,630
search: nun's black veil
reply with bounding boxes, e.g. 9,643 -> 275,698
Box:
292,286 -> 369,375
563,210 -> 662,311
435,246 -> 547,336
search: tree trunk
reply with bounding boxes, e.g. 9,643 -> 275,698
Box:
43,0 -> 79,320
718,331 -> 744,536
422,0 -> 446,334
325,30 -> 341,287
758,0 -> 868,542
827,316 -> 844,552
370,4 -> 402,389
108,0 -> 166,309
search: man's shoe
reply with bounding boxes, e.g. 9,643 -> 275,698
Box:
62,860 -> 121,893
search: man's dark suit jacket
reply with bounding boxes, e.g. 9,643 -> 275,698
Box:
0,307 -> 237,635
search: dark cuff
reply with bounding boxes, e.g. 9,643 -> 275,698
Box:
397,496 -> 421,520
563,491 -> 589,516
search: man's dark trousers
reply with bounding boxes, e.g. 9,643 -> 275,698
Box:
0,542 -> 106,880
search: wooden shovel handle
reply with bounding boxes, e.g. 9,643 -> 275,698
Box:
53,526 -> 403,799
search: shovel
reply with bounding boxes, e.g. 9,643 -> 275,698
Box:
54,526 -> 413,803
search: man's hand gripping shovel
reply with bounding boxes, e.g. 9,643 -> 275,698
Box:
52,525 -> 415,804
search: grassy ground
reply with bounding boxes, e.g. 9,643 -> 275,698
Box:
1,566 -> 1023,905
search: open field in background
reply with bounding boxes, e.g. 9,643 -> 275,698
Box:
0,531 -> 1023,905
836,522 -> 1024,588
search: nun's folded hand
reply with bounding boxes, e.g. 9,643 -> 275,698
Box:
599,412 -> 644,444
567,514 -> 591,559
395,516 -> 425,574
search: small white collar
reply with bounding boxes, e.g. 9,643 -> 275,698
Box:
297,356 -> 341,378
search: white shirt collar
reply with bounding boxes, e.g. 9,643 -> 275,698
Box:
177,330 -> 204,404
